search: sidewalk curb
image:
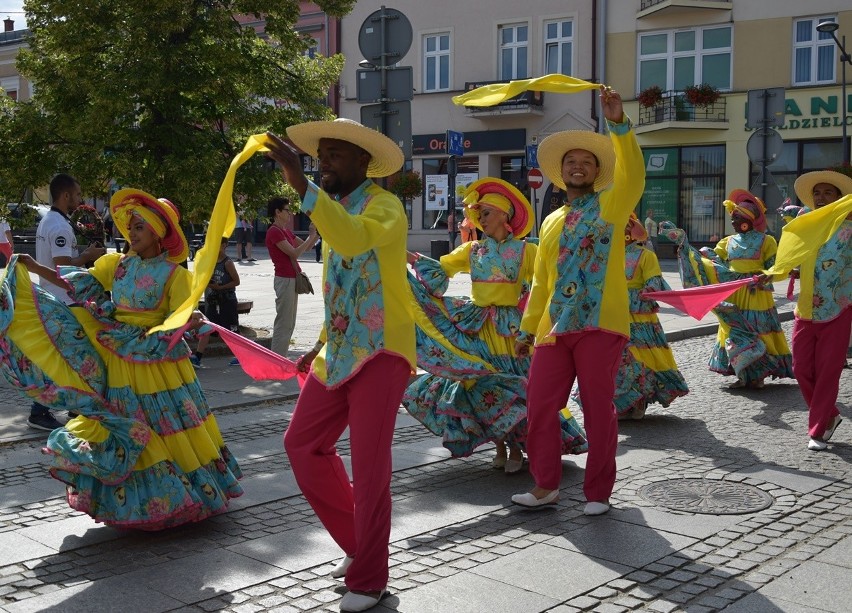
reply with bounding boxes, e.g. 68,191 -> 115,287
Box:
663,308 -> 795,343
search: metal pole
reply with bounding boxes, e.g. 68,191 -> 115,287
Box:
842,35 -> 849,165
379,6 -> 388,140
447,155 -> 457,249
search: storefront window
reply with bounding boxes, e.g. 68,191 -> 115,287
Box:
422,157 -> 479,230
640,145 -> 726,243
749,139 -> 843,220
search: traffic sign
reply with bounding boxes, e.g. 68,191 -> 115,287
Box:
447,130 -> 464,157
746,128 -> 784,166
746,88 -> 785,130
356,67 -> 414,103
358,8 -> 413,67
527,168 -> 544,190
360,100 -> 412,159
526,144 -> 539,168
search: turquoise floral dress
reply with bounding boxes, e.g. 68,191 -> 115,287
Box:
403,237 -> 588,457
0,253 -> 242,530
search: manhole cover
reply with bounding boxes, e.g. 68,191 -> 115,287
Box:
638,479 -> 773,515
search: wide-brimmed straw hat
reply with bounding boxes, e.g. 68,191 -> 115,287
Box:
110,188 -> 189,263
462,178 -> 534,239
286,118 -> 404,178
537,130 -> 616,192
793,170 -> 852,208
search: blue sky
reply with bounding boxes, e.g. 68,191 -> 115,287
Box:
0,2 -> 26,29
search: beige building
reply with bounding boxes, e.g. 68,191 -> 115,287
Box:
608,0 -> 852,249
0,18 -> 31,102
337,1 -> 600,252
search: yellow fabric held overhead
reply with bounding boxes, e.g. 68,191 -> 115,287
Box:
764,194 -> 852,278
452,74 -> 601,108
150,133 -> 272,334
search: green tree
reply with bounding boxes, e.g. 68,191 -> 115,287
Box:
0,0 -> 356,221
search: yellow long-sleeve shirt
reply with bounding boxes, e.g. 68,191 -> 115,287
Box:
301,179 -> 415,387
520,118 -> 645,344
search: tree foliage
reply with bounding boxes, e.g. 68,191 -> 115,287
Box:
0,0 -> 356,221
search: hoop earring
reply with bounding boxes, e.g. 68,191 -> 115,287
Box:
739,223 -> 749,232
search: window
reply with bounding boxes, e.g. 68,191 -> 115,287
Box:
422,156 -> 478,230
544,19 -> 573,76
640,145 -> 727,242
792,16 -> 836,85
1,77 -> 18,100
499,23 -> 528,80
638,26 -> 732,93
423,33 -> 451,92
749,138 -> 844,214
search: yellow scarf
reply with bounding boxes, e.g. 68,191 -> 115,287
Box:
150,133 -> 271,333
764,194 -> 852,277
452,74 -> 600,108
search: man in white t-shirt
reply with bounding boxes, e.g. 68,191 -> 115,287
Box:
28,174 -> 105,431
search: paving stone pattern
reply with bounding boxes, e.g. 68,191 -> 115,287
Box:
0,323 -> 850,612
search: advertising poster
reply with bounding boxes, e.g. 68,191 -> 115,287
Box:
425,172 -> 479,211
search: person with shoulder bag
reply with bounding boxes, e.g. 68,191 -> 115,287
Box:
265,197 -> 318,355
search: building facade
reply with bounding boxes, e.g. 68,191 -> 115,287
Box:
608,0 -> 852,251
0,18 -> 31,102
337,1 -> 601,252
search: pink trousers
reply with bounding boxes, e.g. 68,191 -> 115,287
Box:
792,307 -> 852,439
283,352 -> 410,591
525,331 -> 626,502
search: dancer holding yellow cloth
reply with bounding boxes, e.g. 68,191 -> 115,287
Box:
761,171 -> 852,452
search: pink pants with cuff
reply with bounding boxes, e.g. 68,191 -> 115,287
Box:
284,352 -> 410,592
525,331 -> 626,503
792,307 -> 852,440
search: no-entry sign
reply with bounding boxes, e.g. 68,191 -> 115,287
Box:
527,168 -> 544,190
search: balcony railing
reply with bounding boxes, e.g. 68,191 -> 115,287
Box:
462,80 -> 545,116
637,92 -> 727,127
640,0 -> 731,9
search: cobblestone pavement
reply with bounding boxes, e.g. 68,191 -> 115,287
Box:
0,323 -> 850,612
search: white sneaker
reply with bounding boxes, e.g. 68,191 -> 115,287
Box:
824,415 -> 843,442
339,589 -> 388,612
808,438 -> 828,451
584,501 -> 611,516
330,555 -> 354,579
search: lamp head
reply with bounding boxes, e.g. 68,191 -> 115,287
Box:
816,20 -> 839,34
358,59 -> 375,69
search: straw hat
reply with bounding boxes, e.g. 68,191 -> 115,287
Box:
286,118 -> 404,178
793,170 -> 852,208
110,188 -> 189,263
462,178 -> 534,239
537,130 -> 616,192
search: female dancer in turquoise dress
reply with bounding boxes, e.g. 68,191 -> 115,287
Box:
662,189 -> 794,388
614,214 -> 689,418
0,189 -> 242,529
403,178 -> 587,473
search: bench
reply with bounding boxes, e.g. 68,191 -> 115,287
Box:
198,300 -> 253,315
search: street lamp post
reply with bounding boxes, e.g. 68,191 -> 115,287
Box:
817,20 -> 852,165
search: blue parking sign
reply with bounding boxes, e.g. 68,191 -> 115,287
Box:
526,144 -> 539,168
447,130 -> 464,157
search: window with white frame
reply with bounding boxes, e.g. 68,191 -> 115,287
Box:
637,25 -> 732,94
1,77 -> 18,101
423,32 -> 451,92
499,23 -> 528,80
544,19 -> 573,76
792,16 -> 836,85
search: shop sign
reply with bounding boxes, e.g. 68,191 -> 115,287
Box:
745,94 -> 852,132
